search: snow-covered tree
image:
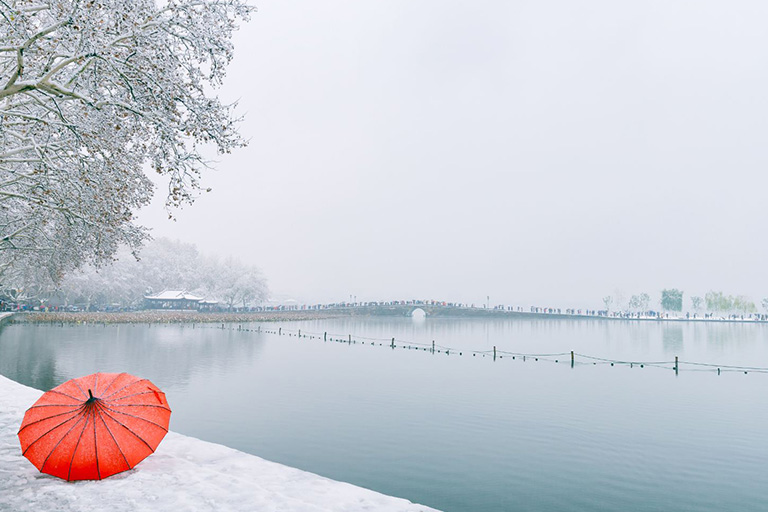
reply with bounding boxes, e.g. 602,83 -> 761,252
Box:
660,289 -> 683,312
55,238 -> 267,308
211,256 -> 267,310
690,296 -> 703,314
0,0 -> 252,286
628,293 -> 650,312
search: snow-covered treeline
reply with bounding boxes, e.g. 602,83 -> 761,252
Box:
52,238 -> 267,309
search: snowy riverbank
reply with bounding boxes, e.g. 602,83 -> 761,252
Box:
17,310 -> 347,324
0,375 -> 439,512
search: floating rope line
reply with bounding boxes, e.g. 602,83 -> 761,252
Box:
192,323 -> 768,375
574,353 -> 672,366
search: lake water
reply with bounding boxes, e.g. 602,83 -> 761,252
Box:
1,317 -> 767,512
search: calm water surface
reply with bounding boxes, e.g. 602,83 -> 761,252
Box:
1,317 -> 767,512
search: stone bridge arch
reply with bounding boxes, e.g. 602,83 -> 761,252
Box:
410,307 -> 427,318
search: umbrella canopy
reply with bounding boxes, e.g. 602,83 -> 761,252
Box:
17,372 -> 171,481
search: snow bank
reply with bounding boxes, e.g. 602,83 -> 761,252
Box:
0,375 -> 439,512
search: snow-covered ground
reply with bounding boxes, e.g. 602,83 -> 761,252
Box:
0,375 -> 439,512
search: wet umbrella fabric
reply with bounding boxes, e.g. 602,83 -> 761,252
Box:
17,372 -> 171,481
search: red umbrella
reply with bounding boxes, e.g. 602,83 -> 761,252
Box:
17,372 -> 171,481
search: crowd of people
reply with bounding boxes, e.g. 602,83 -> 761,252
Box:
4,297 -> 768,322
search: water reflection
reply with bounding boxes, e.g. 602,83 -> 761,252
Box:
0,323 -> 264,391
662,325 -> 684,354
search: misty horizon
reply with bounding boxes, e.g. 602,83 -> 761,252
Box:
135,0 -> 768,309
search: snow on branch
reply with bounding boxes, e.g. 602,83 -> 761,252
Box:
0,0 -> 253,286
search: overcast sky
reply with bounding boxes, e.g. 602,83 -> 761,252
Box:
139,0 -> 768,308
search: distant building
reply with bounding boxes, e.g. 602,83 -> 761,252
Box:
143,290 -> 207,310
197,299 -> 220,312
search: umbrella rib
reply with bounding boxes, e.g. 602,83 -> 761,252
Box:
93,373 -> 101,398
27,403 -> 82,409
110,390 -> 161,402
92,406 -> 101,480
108,404 -> 171,411
21,406 -> 86,455
102,379 -> 150,400
18,408 -> 84,434
46,389 -> 84,401
100,372 -> 125,396
72,380 -> 90,400
99,409 -> 156,453
99,405 -> 169,432
96,406 -> 132,470
64,410 -> 92,481
39,411 -> 87,474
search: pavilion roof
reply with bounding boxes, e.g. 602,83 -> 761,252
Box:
144,290 -> 205,301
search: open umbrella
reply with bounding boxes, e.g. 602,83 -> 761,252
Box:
17,372 -> 171,481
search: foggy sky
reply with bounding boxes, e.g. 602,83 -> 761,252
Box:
138,0 -> 768,308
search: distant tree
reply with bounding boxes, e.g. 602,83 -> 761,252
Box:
213,257 -> 267,310
705,291 -> 733,312
690,296 -> 703,314
628,293 -> 650,312
661,289 -> 683,312
733,296 -> 757,315
602,295 -> 613,311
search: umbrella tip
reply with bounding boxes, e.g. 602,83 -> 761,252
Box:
88,389 -> 93,399
86,389 -> 97,404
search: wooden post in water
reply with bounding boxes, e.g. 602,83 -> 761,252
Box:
348,334 -> 352,344
391,337 -> 395,349
675,356 -> 679,375
493,346 -> 497,361
432,340 -> 435,354
571,350 -> 575,368
298,329 -> 301,338
279,327 -> 282,335
324,331 -> 327,341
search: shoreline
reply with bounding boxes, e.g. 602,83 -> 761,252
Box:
14,310 -> 349,324
11,309 -> 768,325
0,374 -> 438,512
